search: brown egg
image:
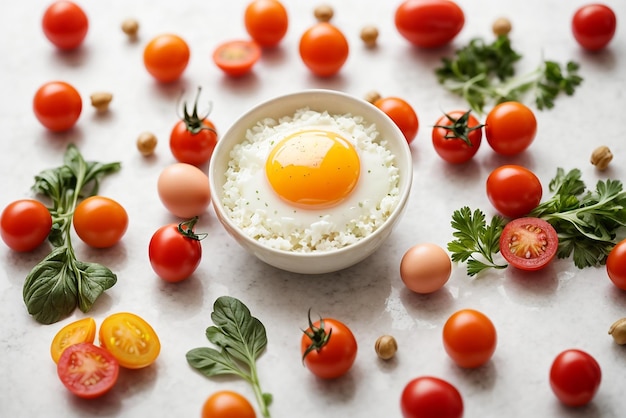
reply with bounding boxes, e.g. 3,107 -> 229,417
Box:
157,163 -> 211,218
400,243 -> 451,294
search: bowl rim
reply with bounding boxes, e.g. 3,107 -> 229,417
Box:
209,88 -> 413,261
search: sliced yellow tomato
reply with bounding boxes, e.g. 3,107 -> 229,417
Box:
99,312 -> 161,369
50,317 -> 97,363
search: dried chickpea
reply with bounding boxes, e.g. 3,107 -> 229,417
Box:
90,92 -> 113,112
375,335 -> 398,360
314,5 -> 333,22
360,25 -> 379,48
364,90 -> 381,104
590,145 -> 613,171
609,318 -> 626,345
137,131 -> 157,156
492,17 -> 512,36
121,18 -> 139,38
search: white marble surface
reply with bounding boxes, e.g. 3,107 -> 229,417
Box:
1,0 -> 625,417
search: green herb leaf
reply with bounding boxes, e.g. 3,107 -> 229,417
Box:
74,260 -> 117,313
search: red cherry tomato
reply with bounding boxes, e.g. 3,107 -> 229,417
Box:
170,89 -> 218,166
301,314 -> 357,379
432,110 -> 483,163
73,196 -> 128,248
0,199 -> 52,252
395,0 -> 464,48
57,342 -> 119,399
33,81 -> 82,132
374,97 -> 419,144
213,40 -> 262,77
42,1 -> 88,50
550,349 -> 602,407
299,22 -> 349,77
500,217 -> 558,271
572,4 -> 616,51
606,238 -> 626,290
143,34 -> 190,83
485,101 -> 537,155
486,165 -> 542,218
400,376 -> 464,418
442,309 -> 497,368
244,0 -> 289,47
149,218 -> 203,282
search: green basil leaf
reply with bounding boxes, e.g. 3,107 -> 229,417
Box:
74,260 -> 117,313
185,347 -> 246,378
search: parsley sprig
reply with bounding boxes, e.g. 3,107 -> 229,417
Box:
449,169 -> 626,276
435,35 -> 583,114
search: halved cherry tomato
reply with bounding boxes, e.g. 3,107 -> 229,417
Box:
33,81 -> 82,132
149,218 -> 203,282
42,1 -> 88,50
57,342 -> 119,399
301,313 -> 357,379
485,101 -> 537,155
486,165 -> 542,218
572,4 -> 616,51
432,110 -> 483,164
550,349 -> 602,407
1,199 -> 52,252
244,0 -> 289,47
401,376 -> 464,418
50,317 -> 97,363
143,34 -> 190,83
73,196 -> 128,248
499,217 -> 558,271
442,309 -> 497,368
99,312 -> 160,369
395,0 -> 464,48
607,238 -> 626,290
299,22 -> 349,77
202,390 -> 256,418
374,97 -> 419,144
213,40 -> 262,77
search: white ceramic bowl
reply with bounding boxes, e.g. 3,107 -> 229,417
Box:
209,89 -> 413,274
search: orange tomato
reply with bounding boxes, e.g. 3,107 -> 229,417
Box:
201,391 -> 256,418
374,96 -> 419,144
50,317 -> 97,363
299,22 -> 349,77
442,309 -> 497,368
244,0 -> 288,47
73,196 -> 128,248
213,40 -> 261,77
143,34 -> 190,83
99,312 -> 161,369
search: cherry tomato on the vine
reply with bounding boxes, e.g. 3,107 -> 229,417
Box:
299,22 -> 349,77
99,312 -> 161,369
485,101 -> 537,155
400,376 -> 464,418
486,165 -> 542,218
432,110 -> 483,163
572,4 -> 616,51
149,218 -> 203,282
50,317 -> 96,363
213,40 -> 262,77
395,0 -> 464,48
550,349 -> 601,407
442,309 -> 497,368
500,217 -> 558,271
606,238 -> 626,290
73,196 -> 128,248
245,0 -> 289,47
57,342 -> 119,399
1,199 -> 52,252
301,313 -> 357,379
143,34 -> 190,83
33,81 -> 82,132
170,88 -> 218,166
42,1 -> 88,50
374,97 -> 419,144
201,390 -> 256,418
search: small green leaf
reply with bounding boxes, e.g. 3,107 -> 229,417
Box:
75,260 -> 117,313
186,347 -> 247,379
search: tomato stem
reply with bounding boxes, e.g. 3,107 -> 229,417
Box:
178,86 -> 218,135
433,109 -> 484,146
301,309 -> 333,362
177,217 -> 208,240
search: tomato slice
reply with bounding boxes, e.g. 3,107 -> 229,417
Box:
213,40 -> 261,77
51,317 -> 97,363
499,217 -> 558,271
99,312 -> 161,369
57,342 -> 119,399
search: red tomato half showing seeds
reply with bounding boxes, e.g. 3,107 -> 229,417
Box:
485,101 -> 537,155
486,165 -> 542,218
442,309 -> 497,368
374,97 -> 419,144
395,0 -> 465,48
1,199 -> 52,252
143,34 -> 190,83
500,217 -> 558,272
550,349 -> 601,407
244,0 -> 289,47
213,40 -> 262,77
42,1 -> 88,50
57,342 -> 119,399
299,22 -> 349,77
572,4 -> 616,51
33,81 -> 82,132
301,315 -> 357,379
606,238 -> 626,290
400,376 -> 464,418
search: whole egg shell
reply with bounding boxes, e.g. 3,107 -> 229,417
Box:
400,243 -> 451,294
157,163 -> 211,218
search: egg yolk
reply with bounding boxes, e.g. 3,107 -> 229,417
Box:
265,129 -> 361,208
